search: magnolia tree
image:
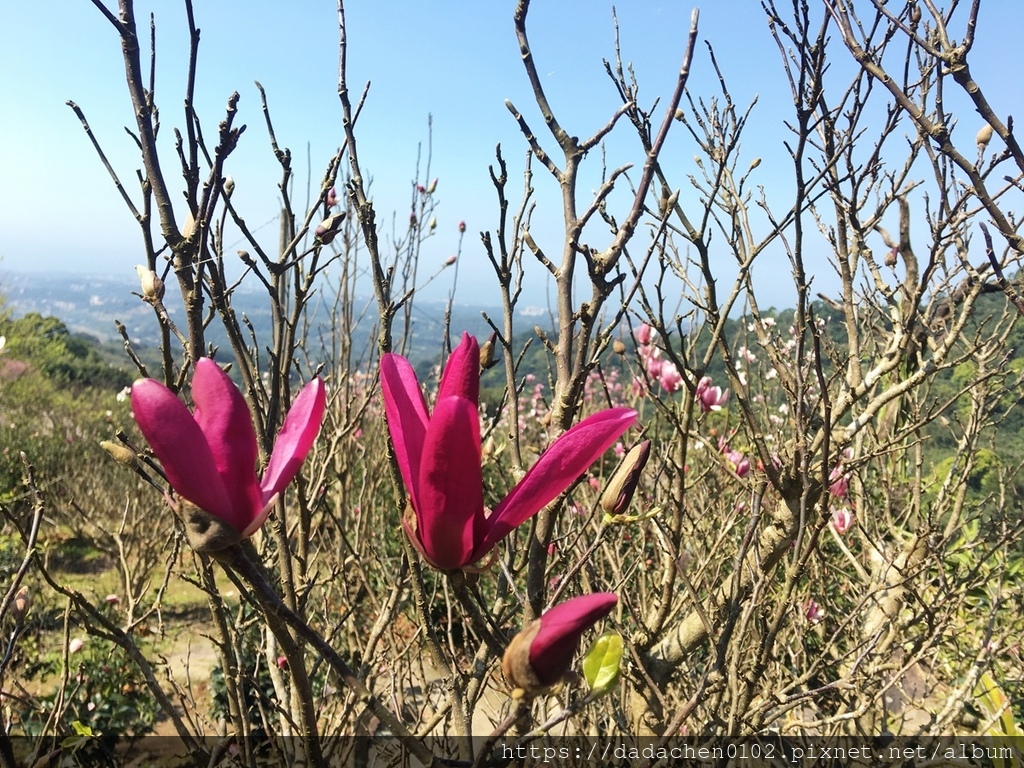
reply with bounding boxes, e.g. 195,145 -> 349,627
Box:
1,0 -> 1022,765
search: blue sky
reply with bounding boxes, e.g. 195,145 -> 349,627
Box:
1,2 -> 1021,311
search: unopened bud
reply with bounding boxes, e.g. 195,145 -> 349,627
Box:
224,176 -> 235,198
429,216 -> 437,231
884,247 -> 899,268
134,265 -> 164,301
181,211 -> 197,241
12,587 -> 29,623
480,332 -> 498,371
100,440 -> 140,470
674,108 -> 684,121
612,339 -> 626,355
976,124 -> 994,149
410,211 -> 418,228
315,212 -> 346,244
427,178 -> 438,194
327,187 -> 338,207
748,157 -> 762,171
444,255 -> 457,266
502,593 -> 617,698
458,220 -> 466,234
601,440 -> 652,518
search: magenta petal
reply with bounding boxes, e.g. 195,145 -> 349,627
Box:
437,333 -> 479,405
131,378 -> 234,525
530,593 -> 617,686
415,396 -> 484,570
380,353 -> 430,510
474,408 -> 636,558
261,377 -> 327,504
191,358 -> 262,530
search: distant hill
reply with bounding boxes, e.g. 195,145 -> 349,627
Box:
0,270 -> 527,365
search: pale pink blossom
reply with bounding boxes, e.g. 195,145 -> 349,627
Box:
634,323 -> 652,345
832,507 -> 854,534
695,376 -> 729,412
804,599 -> 825,624
659,362 -> 682,393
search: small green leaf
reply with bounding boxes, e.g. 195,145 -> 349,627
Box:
583,631 -> 623,696
70,721 -> 94,737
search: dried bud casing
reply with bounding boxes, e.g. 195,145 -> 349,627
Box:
177,500 -> 242,554
601,440 -> 652,518
501,620 -> 545,697
134,265 -> 164,301
612,339 -> 627,355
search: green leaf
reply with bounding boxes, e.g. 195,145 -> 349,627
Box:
70,721 -> 94,737
582,631 -> 623,697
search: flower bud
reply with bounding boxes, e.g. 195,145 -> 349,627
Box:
479,332 -> 498,371
601,440 -> 651,518
326,187 -> 338,207
502,593 -> 617,697
134,265 -> 164,302
100,440 -> 140,470
458,220 -> 466,234
427,178 -> 438,194
429,216 -> 437,231
12,587 -> 29,624
181,211 -> 197,241
444,255 -> 457,267
315,212 -> 346,244
612,339 -> 626,355
977,124 -> 994,149
224,176 -> 235,198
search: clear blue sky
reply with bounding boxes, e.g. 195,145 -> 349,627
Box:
1,2 -> 1021,311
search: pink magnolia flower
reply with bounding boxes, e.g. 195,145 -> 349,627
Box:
502,593 -> 617,693
828,465 -> 850,498
659,362 -> 682,393
634,323 -> 652,346
725,449 -> 750,478
131,358 -> 326,538
832,507 -> 854,534
804,598 -> 825,624
696,376 -> 729,412
69,638 -> 85,655
381,333 -> 636,571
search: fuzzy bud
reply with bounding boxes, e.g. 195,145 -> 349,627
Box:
134,265 -> 164,302
612,339 -> 626,355
181,211 -> 197,241
12,587 -> 29,624
674,108 -> 685,122
976,124 -> 994,149
223,176 -> 235,198
427,178 -> 438,194
315,212 -> 346,245
601,440 -> 652,518
479,332 -> 498,371
100,440 -> 140,470
444,255 -> 457,267
429,216 -> 437,231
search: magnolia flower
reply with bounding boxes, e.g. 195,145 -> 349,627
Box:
502,593 -> 617,696
804,598 -> 825,624
69,638 -> 85,655
828,465 -> 850,498
131,359 -> 326,546
725,449 -> 750,478
696,376 -> 729,412
659,362 -> 682,393
832,507 -> 854,535
634,323 -> 652,346
381,334 -> 635,570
